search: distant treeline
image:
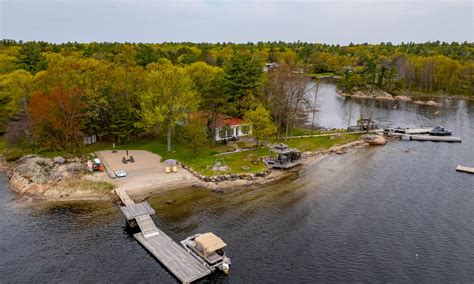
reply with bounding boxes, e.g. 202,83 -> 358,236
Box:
0,40 -> 472,152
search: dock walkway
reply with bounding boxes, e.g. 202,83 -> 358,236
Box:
114,188 -> 211,283
456,165 -> 474,174
409,135 -> 462,142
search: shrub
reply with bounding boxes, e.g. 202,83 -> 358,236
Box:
4,148 -> 25,161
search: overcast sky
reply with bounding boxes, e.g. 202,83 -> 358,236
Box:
0,0 -> 472,44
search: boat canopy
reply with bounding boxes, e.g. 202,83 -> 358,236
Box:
195,233 -> 227,256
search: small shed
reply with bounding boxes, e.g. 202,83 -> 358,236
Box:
83,134 -> 97,145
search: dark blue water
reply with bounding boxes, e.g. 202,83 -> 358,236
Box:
1,84 -> 473,283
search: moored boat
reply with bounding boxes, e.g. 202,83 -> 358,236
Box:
430,126 -> 452,136
180,232 -> 231,274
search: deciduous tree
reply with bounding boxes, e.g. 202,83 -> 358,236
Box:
139,63 -> 199,151
244,104 -> 276,146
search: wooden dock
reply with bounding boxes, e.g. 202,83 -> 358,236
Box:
114,188 -> 211,283
410,135 -> 462,143
456,165 -> 474,174
386,132 -> 462,143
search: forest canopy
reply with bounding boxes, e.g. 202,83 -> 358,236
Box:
0,40 -> 472,152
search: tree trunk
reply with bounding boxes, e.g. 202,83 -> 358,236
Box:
167,124 -> 172,152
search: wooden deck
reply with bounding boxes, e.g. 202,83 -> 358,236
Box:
135,232 -> 211,283
456,165 -> 474,174
120,202 -> 155,220
386,132 -> 462,143
115,188 -> 211,283
114,188 -> 134,206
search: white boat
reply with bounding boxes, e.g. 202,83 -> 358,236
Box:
180,232 -> 231,274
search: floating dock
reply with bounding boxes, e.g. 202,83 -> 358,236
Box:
456,165 -> 474,174
409,135 -> 462,143
115,188 -> 211,283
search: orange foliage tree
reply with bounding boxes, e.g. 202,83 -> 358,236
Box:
29,87 -> 87,151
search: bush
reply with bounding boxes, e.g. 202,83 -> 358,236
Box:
4,148 -> 25,161
177,121 -> 209,154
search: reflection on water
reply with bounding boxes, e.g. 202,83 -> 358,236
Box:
308,82 -> 474,131
1,83 -> 473,283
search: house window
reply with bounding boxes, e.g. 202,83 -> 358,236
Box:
241,125 -> 250,134
219,128 -> 227,138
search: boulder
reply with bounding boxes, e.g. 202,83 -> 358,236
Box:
361,134 -> 386,146
394,95 -> 412,102
53,156 -> 66,164
9,155 -> 88,198
15,157 -> 54,184
414,100 -> 441,107
426,100 -> 441,106
373,90 -> 394,100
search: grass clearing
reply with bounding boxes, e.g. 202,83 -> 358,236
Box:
2,131 -> 361,175
282,133 -> 361,152
306,72 -> 335,78
290,128 -> 347,136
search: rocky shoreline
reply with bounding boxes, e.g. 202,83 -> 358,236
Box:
337,89 -> 442,106
1,155 -> 113,202
189,139 -> 370,192
1,139 -> 375,202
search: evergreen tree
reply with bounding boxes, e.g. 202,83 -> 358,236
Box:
223,53 -> 263,116
17,42 -> 47,74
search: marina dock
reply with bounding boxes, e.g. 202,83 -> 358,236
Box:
385,130 -> 462,143
456,165 -> 474,174
114,188 -> 211,283
409,135 -> 462,142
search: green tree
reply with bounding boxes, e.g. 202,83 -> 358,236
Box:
0,70 -> 33,133
17,42 -> 47,74
136,44 -> 159,67
223,53 -> 263,116
178,120 -> 208,154
244,104 -> 276,146
185,62 -> 229,138
139,63 -> 199,151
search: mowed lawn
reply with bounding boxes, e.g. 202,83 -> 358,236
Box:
282,133 -> 361,152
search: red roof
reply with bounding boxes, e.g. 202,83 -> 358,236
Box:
189,111 -> 245,128
215,117 -> 243,128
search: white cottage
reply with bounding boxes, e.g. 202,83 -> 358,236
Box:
185,112 -> 252,142
214,116 -> 252,141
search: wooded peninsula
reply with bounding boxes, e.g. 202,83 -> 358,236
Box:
0,40 -> 472,159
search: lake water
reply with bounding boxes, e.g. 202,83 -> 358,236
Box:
1,83 -> 473,283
